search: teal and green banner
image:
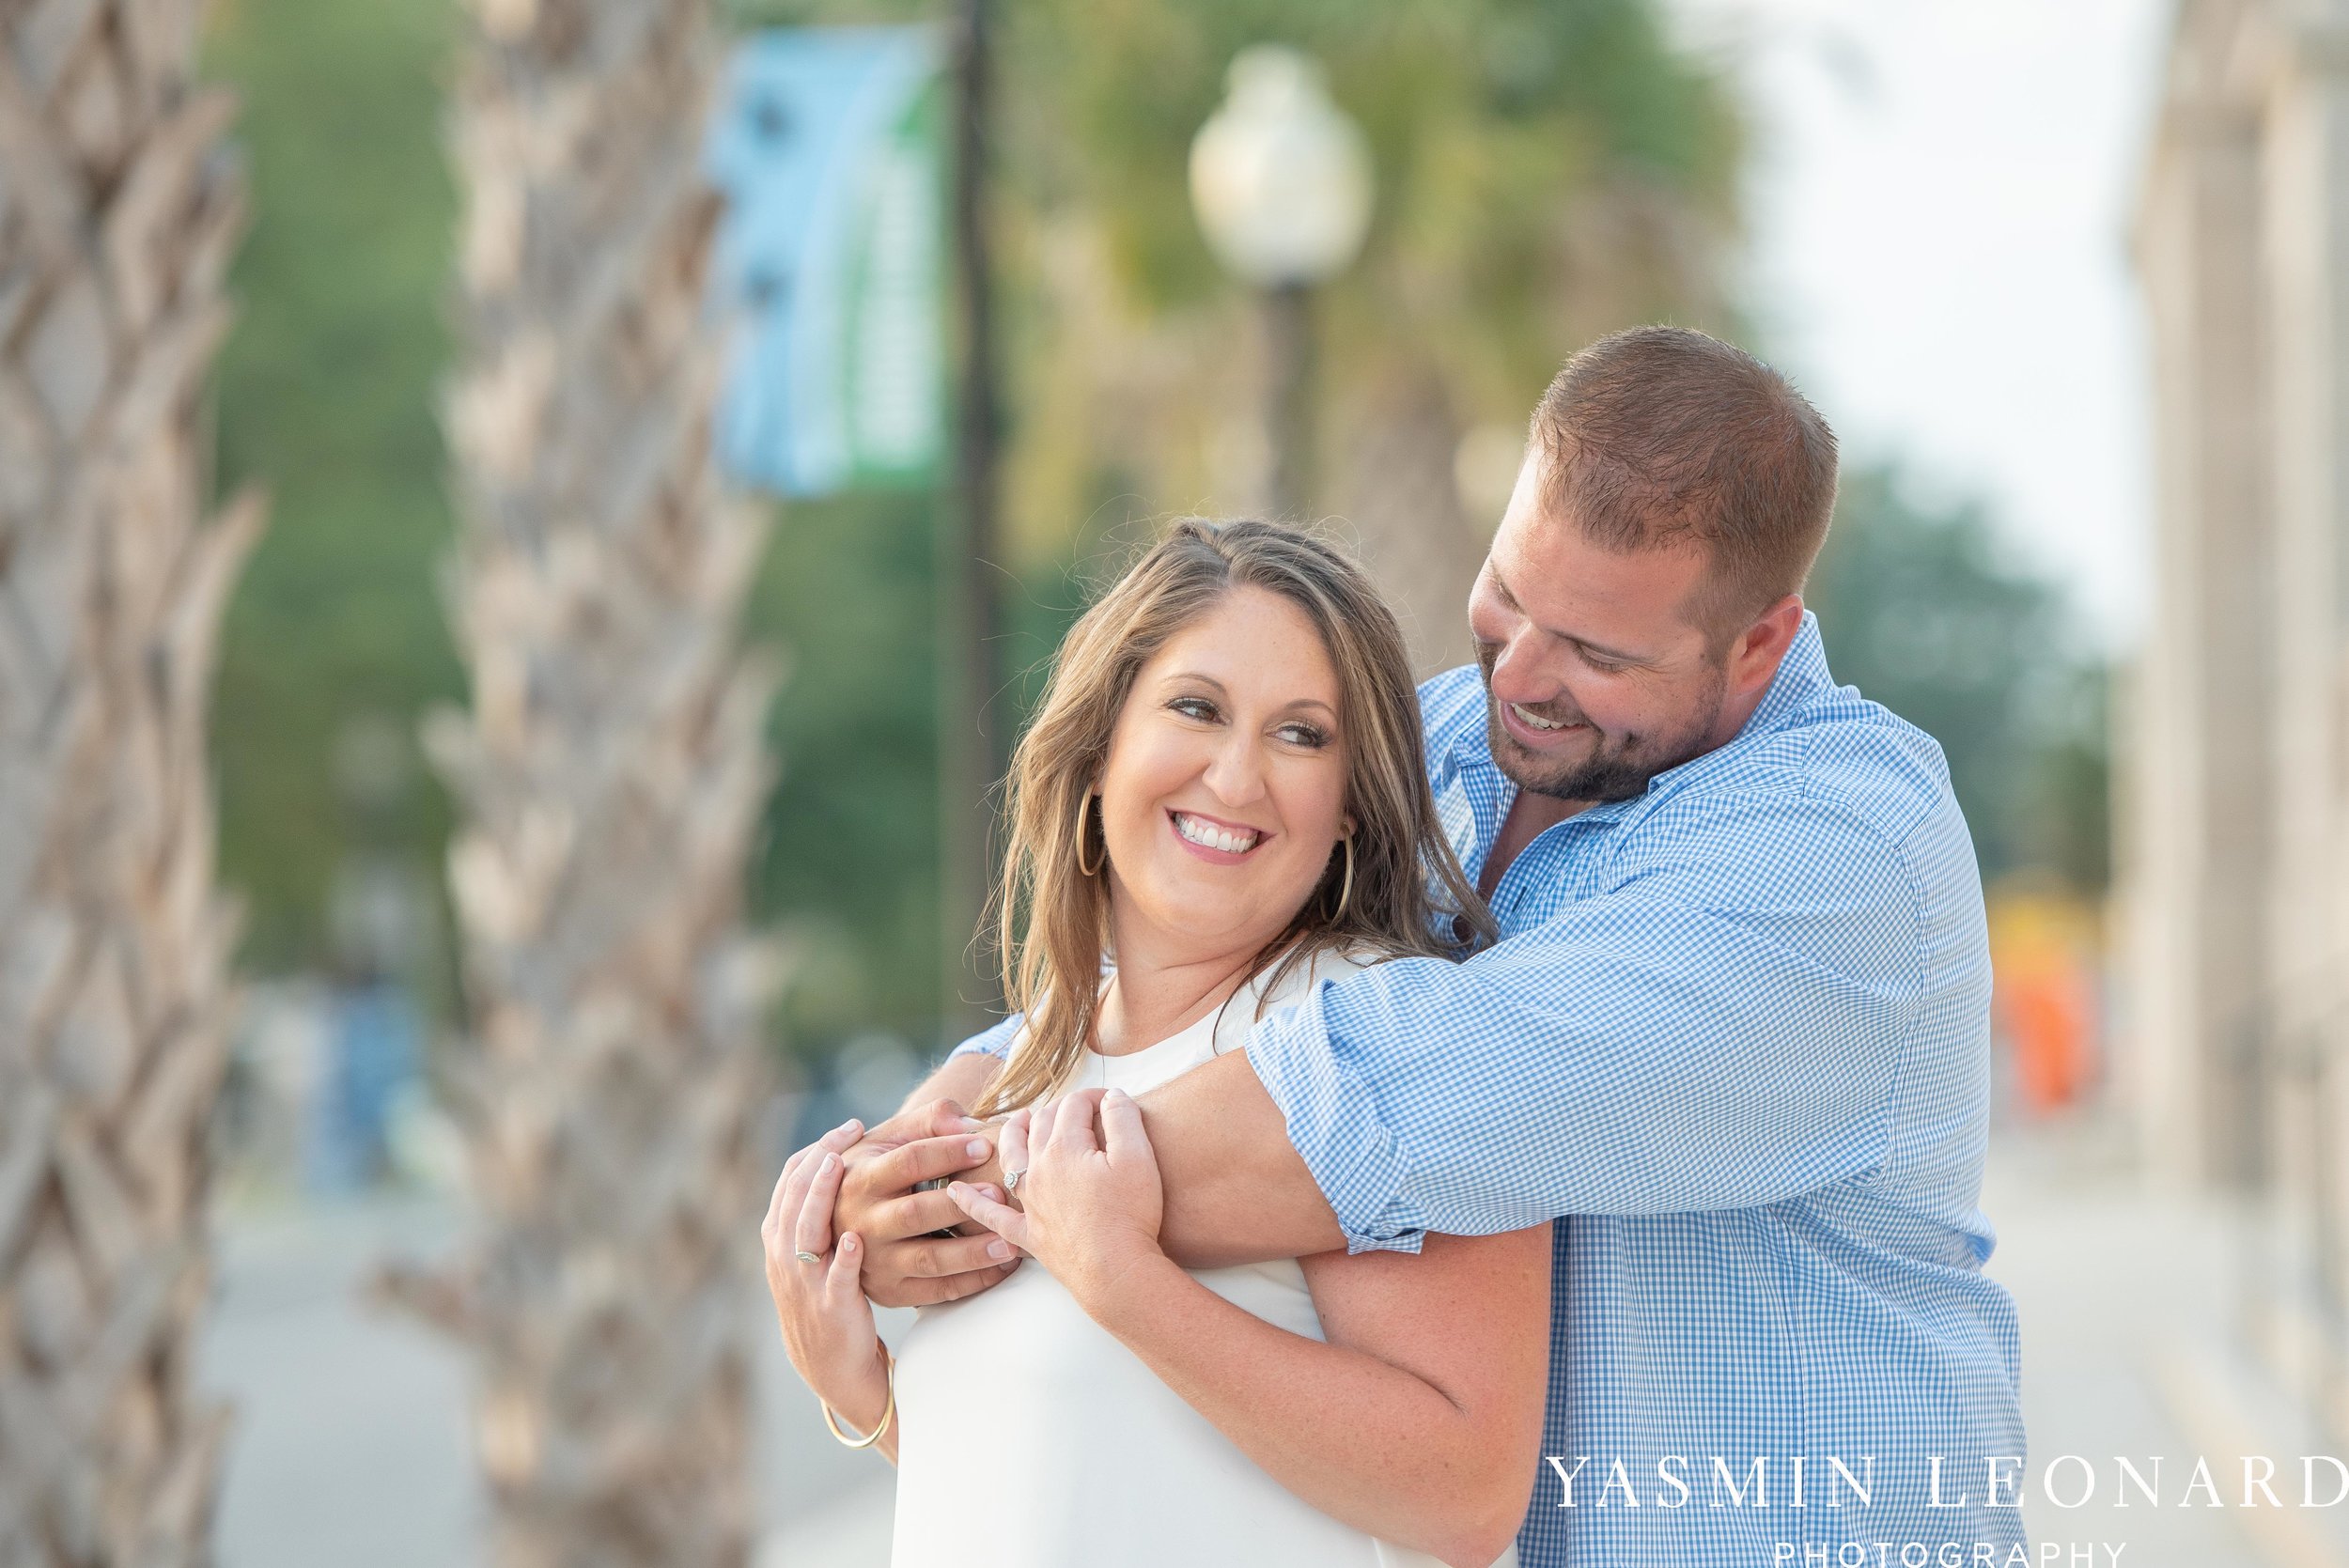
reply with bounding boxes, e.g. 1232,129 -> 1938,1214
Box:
708,27 -> 946,497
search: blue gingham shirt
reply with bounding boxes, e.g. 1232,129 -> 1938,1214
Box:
955,616 -> 2027,1565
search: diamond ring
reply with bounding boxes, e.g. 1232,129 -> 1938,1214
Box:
1003,1167 -> 1027,1195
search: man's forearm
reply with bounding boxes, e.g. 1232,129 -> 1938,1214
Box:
936,1048 -> 1346,1266
1138,1049 -> 1346,1266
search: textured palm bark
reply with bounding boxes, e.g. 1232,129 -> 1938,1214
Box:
415,3 -> 779,1565
0,2 -> 258,1564
1330,364 -> 1484,678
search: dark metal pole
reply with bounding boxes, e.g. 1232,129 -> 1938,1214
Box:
1263,281 -> 1313,520
939,0 -> 1004,1032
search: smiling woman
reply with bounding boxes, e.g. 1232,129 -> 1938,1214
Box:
895,518 -> 1539,1568
974,517 -> 1494,1117
757,518 -> 1545,1568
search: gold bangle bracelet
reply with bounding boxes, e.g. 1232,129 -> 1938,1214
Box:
820,1345 -> 895,1451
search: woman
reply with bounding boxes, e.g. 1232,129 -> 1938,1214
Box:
761,520 -> 1551,1568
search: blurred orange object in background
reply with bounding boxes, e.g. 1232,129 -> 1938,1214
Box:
1987,883 -> 2103,1116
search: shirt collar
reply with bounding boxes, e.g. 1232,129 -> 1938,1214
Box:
1443,612 -> 1832,824
1738,611 -> 1830,743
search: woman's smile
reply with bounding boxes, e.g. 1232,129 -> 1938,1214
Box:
1168,808 -> 1267,859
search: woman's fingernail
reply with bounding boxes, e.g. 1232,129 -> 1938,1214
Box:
976,1185 -> 1001,1201
957,1116 -> 984,1131
988,1240 -> 1014,1261
841,1233 -> 859,1253
946,1182 -> 969,1199
965,1139 -> 989,1159
818,1152 -> 837,1174
833,1118 -> 861,1136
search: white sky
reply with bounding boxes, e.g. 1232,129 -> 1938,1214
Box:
1665,0 -> 2171,643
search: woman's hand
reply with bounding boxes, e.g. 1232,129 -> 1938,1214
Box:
760,1119 -> 890,1424
947,1087 -> 1166,1310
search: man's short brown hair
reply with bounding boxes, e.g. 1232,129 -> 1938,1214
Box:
1532,325 -> 1838,642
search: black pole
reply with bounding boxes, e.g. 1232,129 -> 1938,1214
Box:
940,0 -> 1004,1032
1263,281 -> 1314,520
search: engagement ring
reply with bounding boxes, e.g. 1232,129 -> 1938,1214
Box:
1003,1167 -> 1026,1194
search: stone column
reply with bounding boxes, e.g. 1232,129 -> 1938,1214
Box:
2126,4 -> 2273,1189
2258,0 -> 2349,1425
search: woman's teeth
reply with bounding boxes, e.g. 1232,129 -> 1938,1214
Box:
1174,813 -> 1260,854
1510,702 -> 1569,732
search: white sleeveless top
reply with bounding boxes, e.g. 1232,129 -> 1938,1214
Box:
891,950 -> 1514,1568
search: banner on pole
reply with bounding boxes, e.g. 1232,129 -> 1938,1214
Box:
708,26 -> 946,497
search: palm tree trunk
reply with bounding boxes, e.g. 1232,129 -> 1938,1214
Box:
1330,363 -> 1485,677
416,3 -> 778,1565
0,4 -> 259,1564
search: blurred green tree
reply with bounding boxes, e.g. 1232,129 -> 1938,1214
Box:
739,488 -> 946,1045
208,0 -> 2108,1064
731,0 -> 1746,1055
206,0 -> 460,983
1806,466 -> 2109,891
209,0 -> 1749,1060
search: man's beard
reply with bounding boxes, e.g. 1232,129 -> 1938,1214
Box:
1474,641 -> 1724,804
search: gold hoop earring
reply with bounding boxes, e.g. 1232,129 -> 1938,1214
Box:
1328,834 -> 1354,924
1076,793 -> 1104,877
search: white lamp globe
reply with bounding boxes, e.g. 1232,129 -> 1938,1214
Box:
1188,45 -> 1374,288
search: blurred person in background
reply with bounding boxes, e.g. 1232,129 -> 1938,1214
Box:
764,519 -> 1545,1567
823,326 -> 2029,1567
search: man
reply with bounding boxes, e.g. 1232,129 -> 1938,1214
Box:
831,326 -> 2027,1564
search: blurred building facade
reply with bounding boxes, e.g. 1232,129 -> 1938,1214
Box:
2123,0 -> 2349,1434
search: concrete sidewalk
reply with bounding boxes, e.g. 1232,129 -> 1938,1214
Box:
197,1192 -> 897,1568
1983,1119 -> 2344,1567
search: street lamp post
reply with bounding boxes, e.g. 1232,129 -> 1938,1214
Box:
1189,46 -> 1373,521
940,0 -> 1005,1024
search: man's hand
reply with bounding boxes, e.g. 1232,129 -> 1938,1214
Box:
836,1097 -> 1020,1307
949,1088 -> 1166,1312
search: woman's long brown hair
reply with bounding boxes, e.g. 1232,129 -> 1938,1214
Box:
973,519 -> 1496,1116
